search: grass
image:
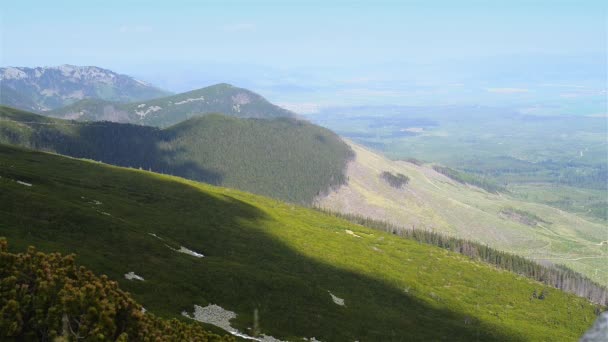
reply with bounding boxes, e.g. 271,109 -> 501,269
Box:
316,141 -> 608,285
0,144 -> 603,341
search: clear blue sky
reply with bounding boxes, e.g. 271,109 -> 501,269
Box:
1,0 -> 606,109
2,0 -> 605,67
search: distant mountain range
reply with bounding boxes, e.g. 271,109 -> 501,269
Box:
0,65 -> 170,112
48,83 -> 296,127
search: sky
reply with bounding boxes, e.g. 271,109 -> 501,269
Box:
1,0 -> 606,110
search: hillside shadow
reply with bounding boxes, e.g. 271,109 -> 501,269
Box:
81,171 -> 524,341
32,121 -> 224,185
2,144 -> 527,341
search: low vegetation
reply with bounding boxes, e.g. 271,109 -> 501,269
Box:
433,165 -> 506,194
0,144 -> 603,340
380,171 -> 410,188
0,106 -> 353,204
0,239 -> 231,341
317,209 -> 608,306
500,206 -> 551,226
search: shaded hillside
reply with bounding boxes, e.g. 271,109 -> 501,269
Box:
315,141 -> 608,283
0,106 -> 352,204
0,144 -> 602,340
0,240 -> 231,341
48,83 -> 295,127
0,65 -> 170,112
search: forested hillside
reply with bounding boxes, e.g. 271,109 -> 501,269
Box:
0,106 -> 352,203
0,144 -> 603,341
48,83 -> 295,127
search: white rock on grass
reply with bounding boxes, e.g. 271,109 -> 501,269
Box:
124,272 -> 144,281
345,230 -> 361,238
178,246 -> 205,258
328,291 -> 345,306
163,244 -> 204,258
182,304 -> 285,341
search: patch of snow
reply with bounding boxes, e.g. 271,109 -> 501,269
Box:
92,200 -> 102,205
135,105 -> 162,118
141,307 -> 147,313
124,272 -> 144,281
328,291 -> 345,306
99,211 -> 111,216
345,230 -> 361,238
134,79 -> 150,86
177,246 -> 204,258
17,181 -> 32,187
232,93 -> 251,105
174,96 -> 205,105
1,67 -> 28,80
149,233 -> 163,240
182,304 -> 285,342
137,104 -> 146,108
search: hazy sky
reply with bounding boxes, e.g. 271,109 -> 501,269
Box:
1,0 -> 606,109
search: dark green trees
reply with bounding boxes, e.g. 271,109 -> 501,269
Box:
0,238 -> 232,341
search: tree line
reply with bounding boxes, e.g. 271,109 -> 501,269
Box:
316,209 -> 608,307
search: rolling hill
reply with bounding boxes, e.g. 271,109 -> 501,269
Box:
0,144 -> 603,341
0,65 -> 170,112
48,83 -> 296,127
0,106 -> 352,204
315,141 -> 608,284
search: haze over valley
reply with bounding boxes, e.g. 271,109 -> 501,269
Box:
0,1 -> 606,340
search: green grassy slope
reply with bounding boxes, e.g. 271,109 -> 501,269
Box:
0,144 -> 602,341
0,106 -> 352,204
48,83 -> 295,127
316,141 -> 608,284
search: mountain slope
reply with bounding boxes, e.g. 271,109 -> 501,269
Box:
48,83 -> 296,127
315,141 -> 608,283
0,144 -> 602,341
0,106 -> 351,204
0,65 -> 170,112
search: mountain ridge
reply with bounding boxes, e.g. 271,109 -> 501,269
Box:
0,65 -> 170,112
0,105 -> 351,204
48,82 -> 296,127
